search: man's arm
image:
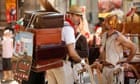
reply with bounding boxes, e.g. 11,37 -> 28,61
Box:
62,23 -> 83,63
99,46 -> 105,61
118,34 -> 137,62
67,43 -> 82,63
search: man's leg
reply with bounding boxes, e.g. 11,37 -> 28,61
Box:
103,67 -> 114,84
47,69 -> 57,84
22,71 -> 45,84
47,61 -> 74,84
63,61 -> 75,84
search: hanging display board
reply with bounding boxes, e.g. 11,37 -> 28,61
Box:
6,0 -> 17,23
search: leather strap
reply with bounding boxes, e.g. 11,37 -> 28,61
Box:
75,33 -> 82,42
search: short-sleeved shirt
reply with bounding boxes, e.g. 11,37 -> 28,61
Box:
62,22 -> 75,45
2,37 -> 13,58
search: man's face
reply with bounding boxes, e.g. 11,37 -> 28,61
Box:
71,14 -> 81,25
103,18 -> 111,30
103,15 -> 118,30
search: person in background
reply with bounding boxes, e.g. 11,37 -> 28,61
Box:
75,22 -> 89,62
72,13 -> 89,83
88,18 -> 104,65
99,14 -> 136,84
46,5 -> 86,84
1,27 -> 14,82
87,18 -> 105,84
78,6 -> 90,42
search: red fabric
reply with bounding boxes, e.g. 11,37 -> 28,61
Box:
85,32 -> 90,38
94,26 -> 99,32
65,18 -> 74,28
6,10 -> 10,23
15,24 -> 20,32
6,9 -> 17,23
65,18 -> 76,35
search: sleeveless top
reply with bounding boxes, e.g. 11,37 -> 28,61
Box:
101,31 -> 123,65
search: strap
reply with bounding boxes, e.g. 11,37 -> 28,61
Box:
75,33 -> 82,42
25,13 -> 37,31
25,12 -> 55,30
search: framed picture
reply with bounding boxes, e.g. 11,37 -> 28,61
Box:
12,31 -> 34,83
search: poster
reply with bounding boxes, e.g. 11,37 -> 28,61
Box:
12,31 -> 34,83
6,0 -> 17,23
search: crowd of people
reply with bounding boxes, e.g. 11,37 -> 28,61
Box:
45,4 -> 138,84
0,2 -> 139,84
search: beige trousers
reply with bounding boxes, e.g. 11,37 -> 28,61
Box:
103,65 -> 124,84
47,61 -> 74,84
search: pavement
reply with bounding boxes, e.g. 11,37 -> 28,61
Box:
0,80 -> 18,84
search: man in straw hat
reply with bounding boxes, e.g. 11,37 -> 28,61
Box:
66,5 -> 83,29
46,5 -> 87,84
66,5 -> 90,40
66,5 -> 90,84
99,14 -> 136,84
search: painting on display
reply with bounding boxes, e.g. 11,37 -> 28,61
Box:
12,31 -> 34,83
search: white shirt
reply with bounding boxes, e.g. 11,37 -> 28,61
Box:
62,22 -> 75,45
2,37 -> 13,58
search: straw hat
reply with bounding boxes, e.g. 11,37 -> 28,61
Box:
67,5 -> 83,16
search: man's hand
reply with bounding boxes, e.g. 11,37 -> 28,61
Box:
80,59 -> 86,67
